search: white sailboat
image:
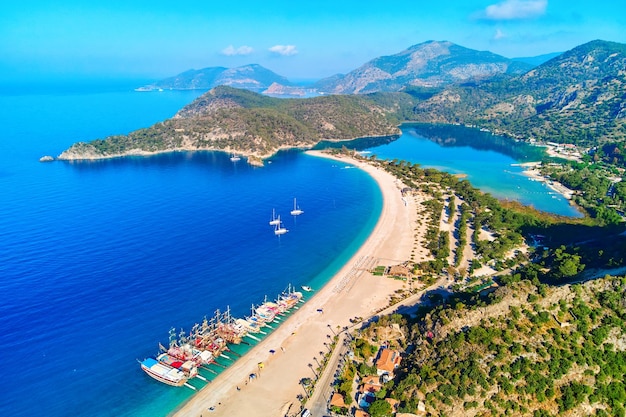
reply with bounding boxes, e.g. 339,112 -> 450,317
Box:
290,198 -> 303,216
274,215 -> 288,235
269,209 -> 281,226
230,153 -> 241,162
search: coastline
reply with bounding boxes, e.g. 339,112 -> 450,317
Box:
55,133 -> 400,165
170,150 -> 427,417
518,162 -> 575,201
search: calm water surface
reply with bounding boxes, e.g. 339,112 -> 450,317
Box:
363,124 -> 582,217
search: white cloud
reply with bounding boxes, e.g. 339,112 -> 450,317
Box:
268,45 -> 298,56
221,45 -> 254,56
494,28 -> 507,40
483,0 -> 547,20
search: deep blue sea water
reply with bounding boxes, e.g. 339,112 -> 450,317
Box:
0,82 -> 579,417
0,83 -> 381,417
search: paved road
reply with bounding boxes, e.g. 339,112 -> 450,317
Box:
305,276 -> 450,416
307,331 -> 350,417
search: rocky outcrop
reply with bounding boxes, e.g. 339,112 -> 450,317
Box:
262,82 -> 308,97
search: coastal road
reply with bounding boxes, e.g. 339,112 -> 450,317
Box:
308,331 -> 350,417
306,276 -> 450,416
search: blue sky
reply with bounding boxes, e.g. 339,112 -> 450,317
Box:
1,0 -> 624,82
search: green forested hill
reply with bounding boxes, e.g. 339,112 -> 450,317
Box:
390,276 -> 626,416
58,86 -> 403,161
408,40 -> 626,145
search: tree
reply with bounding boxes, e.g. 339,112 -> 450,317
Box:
552,246 -> 585,279
368,399 -> 393,417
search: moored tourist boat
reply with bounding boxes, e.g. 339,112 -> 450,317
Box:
280,285 -> 304,308
235,317 -> 263,333
164,342 -> 213,366
255,303 -> 277,322
156,352 -> 199,379
140,357 -> 187,387
215,308 -> 246,344
188,346 -> 215,365
189,318 -> 230,357
247,312 -> 268,327
263,300 -> 284,314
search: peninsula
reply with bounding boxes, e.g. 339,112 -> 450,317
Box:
57,40 -> 626,168
57,86 -> 402,164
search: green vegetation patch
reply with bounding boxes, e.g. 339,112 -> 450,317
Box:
389,276 -> 626,416
373,266 -> 386,276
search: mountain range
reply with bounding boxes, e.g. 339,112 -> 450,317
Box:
136,41 -> 543,95
62,39 -> 626,162
408,40 -> 626,144
312,40 -> 532,94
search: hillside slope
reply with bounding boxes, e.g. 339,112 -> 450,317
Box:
58,86 -> 402,162
314,40 -> 530,94
410,40 -> 626,145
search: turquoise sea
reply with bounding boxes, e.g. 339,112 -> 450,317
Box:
0,81 -> 579,417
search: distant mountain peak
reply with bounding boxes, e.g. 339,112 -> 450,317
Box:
136,64 -> 292,92
313,40 -> 531,94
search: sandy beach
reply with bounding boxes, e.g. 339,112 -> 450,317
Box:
519,162 -> 575,200
171,150 -> 426,417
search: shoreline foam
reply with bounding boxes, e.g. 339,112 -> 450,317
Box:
170,150 -> 427,417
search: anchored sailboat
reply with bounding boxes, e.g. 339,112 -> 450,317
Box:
274,215 -> 288,235
290,198 -> 303,216
269,209 -> 281,226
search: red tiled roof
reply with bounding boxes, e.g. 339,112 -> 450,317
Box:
330,392 -> 346,408
376,348 -> 401,372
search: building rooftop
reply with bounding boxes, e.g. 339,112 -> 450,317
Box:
329,392 -> 346,408
375,347 -> 402,374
